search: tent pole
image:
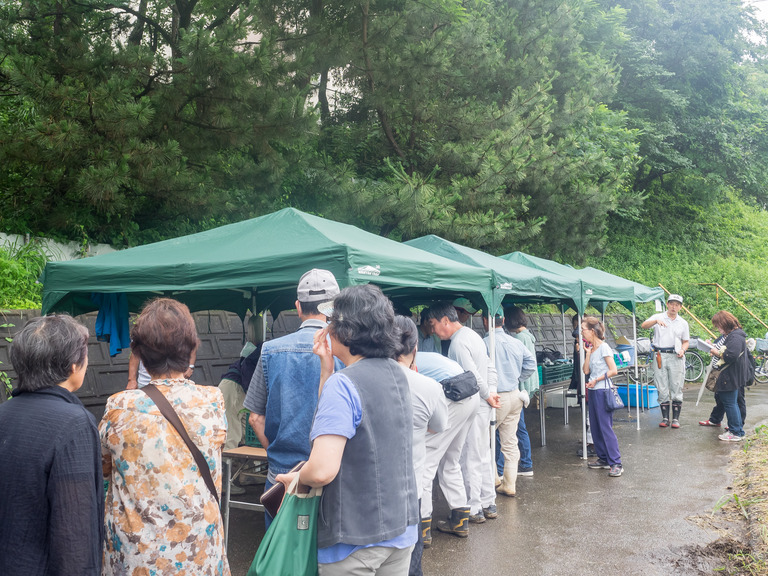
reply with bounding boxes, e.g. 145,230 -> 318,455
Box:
633,312 -> 640,430
579,315 -> 588,460
488,311 -> 497,487
561,310 -> 567,358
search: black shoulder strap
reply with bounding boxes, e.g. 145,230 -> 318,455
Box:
141,384 -> 219,505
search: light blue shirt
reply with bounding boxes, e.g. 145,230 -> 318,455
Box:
484,329 -> 536,393
414,351 -> 463,382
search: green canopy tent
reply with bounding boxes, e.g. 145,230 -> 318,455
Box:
502,251 -> 665,437
405,235 -> 589,448
41,208 -> 495,318
404,236 -> 585,314
500,252 -> 637,313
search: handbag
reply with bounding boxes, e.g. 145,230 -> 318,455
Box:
440,370 -> 479,401
141,384 -> 219,504
604,378 -> 625,412
705,366 -> 721,392
247,474 -> 322,576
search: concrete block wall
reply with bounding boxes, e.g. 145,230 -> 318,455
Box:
0,310 -> 637,419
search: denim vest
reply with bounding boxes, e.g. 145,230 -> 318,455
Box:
317,358 -> 419,548
262,323 -> 331,475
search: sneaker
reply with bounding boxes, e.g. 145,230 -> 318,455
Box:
588,458 -> 611,469
577,445 -> 597,457
517,466 -> 534,477
608,465 -> 623,477
699,420 -> 721,427
659,418 -> 669,428
482,505 -> 498,519
229,483 -> 246,495
718,432 -> 745,442
670,419 -> 680,429
469,512 -> 486,524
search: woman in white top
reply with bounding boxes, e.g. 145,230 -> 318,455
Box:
582,316 -> 623,477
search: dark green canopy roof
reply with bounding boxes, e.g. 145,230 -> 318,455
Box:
41,208 -> 495,317
404,236 -> 584,312
501,252 -> 664,312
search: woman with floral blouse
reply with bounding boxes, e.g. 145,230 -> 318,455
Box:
100,298 -> 229,576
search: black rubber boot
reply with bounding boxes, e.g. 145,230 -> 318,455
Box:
435,507 -> 470,538
659,402 -> 670,427
421,517 -> 432,548
671,402 -> 682,428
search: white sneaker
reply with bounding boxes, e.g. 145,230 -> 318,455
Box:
229,483 -> 246,495
718,432 -> 744,442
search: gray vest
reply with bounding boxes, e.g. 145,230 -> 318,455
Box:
317,357 -> 419,548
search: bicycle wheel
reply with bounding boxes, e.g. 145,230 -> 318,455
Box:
684,350 -> 705,382
628,352 -> 654,385
754,354 -> 768,384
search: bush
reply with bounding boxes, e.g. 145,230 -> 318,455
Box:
0,239 -> 47,309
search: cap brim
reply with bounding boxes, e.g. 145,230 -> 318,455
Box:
317,300 -> 335,317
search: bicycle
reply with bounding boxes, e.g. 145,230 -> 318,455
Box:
754,339 -> 768,384
627,348 -> 705,383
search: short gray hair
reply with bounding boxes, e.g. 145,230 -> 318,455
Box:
10,315 -> 89,392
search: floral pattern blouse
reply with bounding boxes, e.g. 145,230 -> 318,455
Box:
100,379 -> 230,576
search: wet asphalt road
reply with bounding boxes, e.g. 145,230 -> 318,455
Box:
224,384 -> 768,575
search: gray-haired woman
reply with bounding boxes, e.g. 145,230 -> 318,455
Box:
276,284 -> 419,575
0,315 -> 103,576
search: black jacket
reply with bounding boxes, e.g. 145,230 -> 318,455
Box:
716,328 -> 748,392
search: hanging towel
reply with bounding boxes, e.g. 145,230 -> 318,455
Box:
91,293 -> 131,357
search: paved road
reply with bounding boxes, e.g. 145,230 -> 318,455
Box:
225,384 -> 768,575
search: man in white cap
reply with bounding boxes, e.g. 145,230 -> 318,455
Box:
243,269 -> 342,527
641,294 -> 690,428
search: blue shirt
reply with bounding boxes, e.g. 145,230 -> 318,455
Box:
311,373 -> 417,564
484,329 -> 536,393
414,351 -> 463,382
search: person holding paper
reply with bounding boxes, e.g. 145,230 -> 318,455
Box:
641,294 -> 690,428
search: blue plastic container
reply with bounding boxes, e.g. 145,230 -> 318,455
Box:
616,384 -> 659,408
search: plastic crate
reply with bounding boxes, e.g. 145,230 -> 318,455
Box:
243,419 -> 263,448
616,384 -> 659,408
541,362 -> 573,384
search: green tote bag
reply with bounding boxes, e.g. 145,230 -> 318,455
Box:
247,475 -> 322,576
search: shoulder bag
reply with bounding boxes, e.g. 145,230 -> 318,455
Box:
141,384 -> 219,504
603,377 -> 625,412
440,370 -> 479,401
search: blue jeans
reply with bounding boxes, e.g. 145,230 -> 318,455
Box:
496,411 -> 532,474
719,388 -> 745,436
517,410 -> 532,469
263,478 -> 275,530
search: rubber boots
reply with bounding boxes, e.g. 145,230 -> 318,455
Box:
435,507 -> 470,538
659,402 -> 670,427
421,517 -> 432,548
671,401 -> 682,428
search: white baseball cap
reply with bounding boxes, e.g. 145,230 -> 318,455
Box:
667,294 -> 683,304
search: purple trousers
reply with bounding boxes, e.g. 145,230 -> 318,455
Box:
587,388 -> 622,466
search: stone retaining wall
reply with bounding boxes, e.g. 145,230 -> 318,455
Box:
0,310 -> 637,418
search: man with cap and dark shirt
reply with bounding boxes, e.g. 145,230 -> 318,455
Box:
243,269 -> 342,527
641,294 -> 690,428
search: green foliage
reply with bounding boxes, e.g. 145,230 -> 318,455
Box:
0,0 -> 311,246
0,240 -> 47,309
589,186 -> 768,338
